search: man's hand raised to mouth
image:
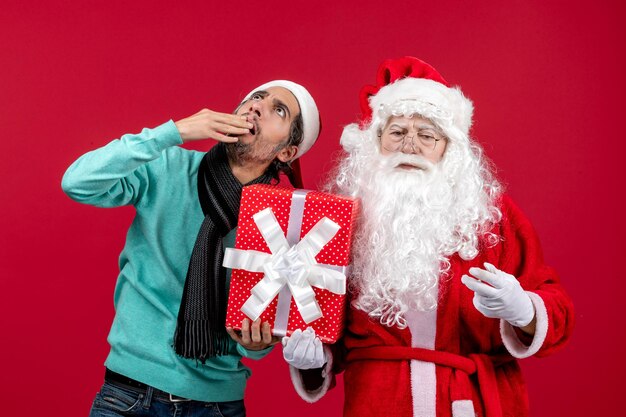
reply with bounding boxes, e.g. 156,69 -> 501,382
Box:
175,109 -> 253,143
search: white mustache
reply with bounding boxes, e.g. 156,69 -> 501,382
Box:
382,153 -> 434,171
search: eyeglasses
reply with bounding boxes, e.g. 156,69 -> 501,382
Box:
380,126 -> 445,153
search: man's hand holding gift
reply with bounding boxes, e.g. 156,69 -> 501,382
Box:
227,318 -> 282,351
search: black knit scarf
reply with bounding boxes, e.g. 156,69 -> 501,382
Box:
173,143 -> 273,362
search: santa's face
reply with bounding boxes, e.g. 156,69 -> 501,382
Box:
379,115 -> 447,165
329,96 -> 501,327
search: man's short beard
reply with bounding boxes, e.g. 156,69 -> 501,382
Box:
225,133 -> 287,166
329,125 -> 502,328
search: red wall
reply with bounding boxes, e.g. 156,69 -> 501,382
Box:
1,1 -> 624,415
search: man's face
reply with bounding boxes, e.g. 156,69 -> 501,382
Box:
232,86 -> 301,163
379,115 -> 447,166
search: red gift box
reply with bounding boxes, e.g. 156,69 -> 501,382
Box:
224,184 -> 358,343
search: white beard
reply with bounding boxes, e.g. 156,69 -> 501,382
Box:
331,126 -> 501,329
350,153 -> 456,327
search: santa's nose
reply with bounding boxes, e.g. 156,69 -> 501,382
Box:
399,136 -> 419,154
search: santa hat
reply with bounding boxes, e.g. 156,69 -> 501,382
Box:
358,57 -> 473,140
243,80 -> 320,188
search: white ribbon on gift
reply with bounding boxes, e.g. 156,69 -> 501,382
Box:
223,207 -> 346,325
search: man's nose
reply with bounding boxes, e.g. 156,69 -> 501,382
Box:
249,98 -> 266,117
400,135 -> 419,154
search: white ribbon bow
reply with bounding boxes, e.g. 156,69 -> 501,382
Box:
223,208 -> 346,324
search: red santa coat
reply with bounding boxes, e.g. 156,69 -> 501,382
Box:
291,195 -> 574,417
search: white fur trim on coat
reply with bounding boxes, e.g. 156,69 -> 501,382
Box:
452,399 -> 476,417
500,291 -> 548,358
289,344 -> 334,403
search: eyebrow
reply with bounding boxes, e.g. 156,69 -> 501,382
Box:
251,90 -> 269,98
249,90 -> 293,119
388,122 -> 438,131
272,98 -> 292,118
388,123 -> 408,130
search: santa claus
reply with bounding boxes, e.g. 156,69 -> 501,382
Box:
281,57 -> 575,417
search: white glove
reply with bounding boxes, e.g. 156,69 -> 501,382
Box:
282,327 -> 327,370
461,262 -> 535,327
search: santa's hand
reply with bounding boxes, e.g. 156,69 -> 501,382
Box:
282,327 -> 327,370
461,262 -> 535,327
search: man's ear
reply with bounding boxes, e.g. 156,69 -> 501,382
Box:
276,145 -> 298,163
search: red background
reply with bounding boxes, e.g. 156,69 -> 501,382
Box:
1,1 -> 624,416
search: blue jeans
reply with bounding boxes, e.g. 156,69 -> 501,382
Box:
88,381 -> 245,417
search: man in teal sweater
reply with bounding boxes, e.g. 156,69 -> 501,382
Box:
62,80 -> 320,417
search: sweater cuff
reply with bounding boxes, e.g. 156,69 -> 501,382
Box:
151,120 -> 183,151
500,291 -> 548,358
289,345 -> 333,403
236,343 -> 273,360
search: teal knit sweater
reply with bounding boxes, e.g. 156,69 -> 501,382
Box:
62,121 -> 272,402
